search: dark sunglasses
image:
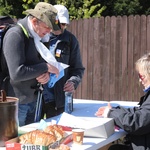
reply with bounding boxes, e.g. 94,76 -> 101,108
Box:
61,23 -> 66,26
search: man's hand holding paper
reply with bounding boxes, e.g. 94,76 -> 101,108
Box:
34,39 -> 69,86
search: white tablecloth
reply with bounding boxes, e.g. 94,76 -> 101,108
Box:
46,99 -> 138,150
0,99 -> 139,150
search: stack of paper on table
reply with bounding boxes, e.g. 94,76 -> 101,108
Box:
57,112 -> 115,138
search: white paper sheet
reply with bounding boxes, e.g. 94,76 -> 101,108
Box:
35,39 -> 69,72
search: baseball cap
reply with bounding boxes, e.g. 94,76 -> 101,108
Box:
24,2 -> 60,31
54,5 -> 70,24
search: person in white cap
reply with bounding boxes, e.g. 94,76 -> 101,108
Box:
41,5 -> 85,118
54,4 -> 70,24
2,2 -> 60,126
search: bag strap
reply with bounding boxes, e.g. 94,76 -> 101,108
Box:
17,23 -> 29,38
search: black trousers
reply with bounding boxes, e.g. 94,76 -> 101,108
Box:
41,100 -> 64,119
108,144 -> 130,150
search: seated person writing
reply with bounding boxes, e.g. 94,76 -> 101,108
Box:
95,52 -> 150,150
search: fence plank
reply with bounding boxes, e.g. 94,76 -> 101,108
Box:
109,16 -> 116,100
127,15 -> 134,100
147,15 -> 150,51
115,16 -> 122,100
121,16 -> 128,100
81,19 -> 89,98
133,15 -> 141,101
99,17 -> 105,100
102,16 -> 111,101
93,17 -> 101,100
76,19 -> 83,98
87,18 -> 94,99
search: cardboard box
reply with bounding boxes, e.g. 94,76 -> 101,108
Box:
57,112 -> 115,138
5,137 -> 48,150
82,117 -> 114,138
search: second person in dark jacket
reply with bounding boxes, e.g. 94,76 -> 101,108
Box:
41,5 -> 85,118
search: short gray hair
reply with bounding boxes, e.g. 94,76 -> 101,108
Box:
135,53 -> 150,75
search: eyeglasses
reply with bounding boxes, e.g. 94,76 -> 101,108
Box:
138,73 -> 145,81
61,23 -> 67,26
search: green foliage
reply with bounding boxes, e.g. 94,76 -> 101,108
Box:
0,0 -> 14,17
113,0 -> 141,15
22,0 -> 37,13
139,0 -> 150,15
99,0 -> 150,16
0,5 -> 12,16
0,0 -> 149,20
22,0 -> 55,15
54,0 -> 106,20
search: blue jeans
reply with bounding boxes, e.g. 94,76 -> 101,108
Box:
18,101 -> 36,127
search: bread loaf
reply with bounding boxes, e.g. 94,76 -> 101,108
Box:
33,131 -> 56,146
19,129 -> 56,146
44,124 -> 64,140
19,124 -> 66,147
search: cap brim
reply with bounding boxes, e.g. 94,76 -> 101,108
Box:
24,9 -> 60,31
59,17 -> 70,24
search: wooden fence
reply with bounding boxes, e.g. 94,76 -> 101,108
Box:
68,15 -> 150,102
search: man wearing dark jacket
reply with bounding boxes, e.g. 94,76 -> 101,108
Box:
3,2 -> 60,126
42,5 -> 85,118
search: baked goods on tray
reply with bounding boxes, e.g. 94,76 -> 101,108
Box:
44,124 -> 64,140
19,124 -> 68,148
19,129 -> 56,146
